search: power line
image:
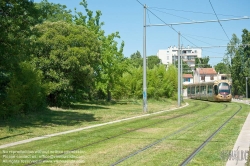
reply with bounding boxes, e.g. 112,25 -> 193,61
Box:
181,34 -> 214,46
136,0 -> 249,56
182,33 -> 228,42
148,10 -> 199,47
147,8 -> 151,24
209,0 -> 230,41
150,8 -> 193,22
136,0 -> 199,48
136,0 -> 144,6
148,7 -> 243,18
146,17 -> 249,26
202,50 -> 225,55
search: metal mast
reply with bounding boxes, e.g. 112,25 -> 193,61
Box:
143,4 -> 147,112
178,32 -> 181,106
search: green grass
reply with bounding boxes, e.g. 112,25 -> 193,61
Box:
0,99 -> 177,145
0,100 -> 249,166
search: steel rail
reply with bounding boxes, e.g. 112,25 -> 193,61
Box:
25,102 -> 206,166
180,104 -> 242,166
110,104 -> 228,166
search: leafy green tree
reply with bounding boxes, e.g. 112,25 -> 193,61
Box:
131,51 -> 141,59
35,0 -> 73,23
113,64 -> 178,100
224,30 -> 250,96
214,62 -> 229,74
231,49 -> 245,95
130,51 -> 142,68
195,57 -> 211,68
224,34 -> 241,71
175,60 -> 192,74
0,0 -> 44,117
97,33 -> 126,101
72,0 -> 127,101
147,55 -> 161,69
4,62 -> 46,117
32,21 -> 101,106
0,0 -> 39,68
240,29 -> 250,96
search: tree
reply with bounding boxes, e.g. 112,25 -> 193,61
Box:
97,32 -> 126,101
4,62 -> 46,116
224,34 -> 241,71
175,60 -> 192,74
224,30 -> 250,96
112,64 -> 178,100
195,57 -> 211,68
35,0 -> 73,23
147,65 -> 177,99
72,0 -> 127,101
147,55 -> 161,69
129,51 -> 142,68
32,21 -> 101,106
214,62 -> 229,74
0,0 -> 44,117
131,50 -> 141,59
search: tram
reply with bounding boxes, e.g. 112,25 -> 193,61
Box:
186,80 -> 232,102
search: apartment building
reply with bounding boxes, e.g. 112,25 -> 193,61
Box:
157,46 -> 202,69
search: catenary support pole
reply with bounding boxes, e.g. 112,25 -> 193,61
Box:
181,45 -> 183,102
143,4 -> 147,112
246,77 -> 248,102
178,32 -> 181,106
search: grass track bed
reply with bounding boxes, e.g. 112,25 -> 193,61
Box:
1,100 -> 249,166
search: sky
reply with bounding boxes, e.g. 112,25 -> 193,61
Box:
34,0 -> 250,66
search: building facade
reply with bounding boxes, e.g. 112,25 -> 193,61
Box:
157,46 -> 202,69
193,68 -> 217,83
183,74 -> 194,85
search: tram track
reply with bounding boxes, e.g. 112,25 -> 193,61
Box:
110,103 -> 229,166
25,101 -> 210,165
179,104 -> 242,166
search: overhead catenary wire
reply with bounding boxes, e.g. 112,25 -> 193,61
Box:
150,8 -> 193,21
148,7 -> 243,18
209,0 -> 230,41
142,0 -> 198,47
136,0 -> 249,50
147,8 -> 151,24
136,0 -> 249,69
182,33 -> 229,42
181,34 -> 214,46
136,0 -> 199,48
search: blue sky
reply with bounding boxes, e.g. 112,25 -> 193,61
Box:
34,0 -> 250,66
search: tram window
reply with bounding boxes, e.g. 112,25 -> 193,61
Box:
203,86 -> 206,94
196,86 -> 199,94
191,87 -> 195,94
207,85 -> 212,94
214,85 -> 218,95
218,83 -> 230,94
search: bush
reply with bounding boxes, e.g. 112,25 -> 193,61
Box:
4,62 -> 46,117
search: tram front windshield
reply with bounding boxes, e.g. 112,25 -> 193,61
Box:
218,82 -> 230,94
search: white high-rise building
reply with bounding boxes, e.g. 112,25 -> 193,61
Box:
157,46 -> 202,69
